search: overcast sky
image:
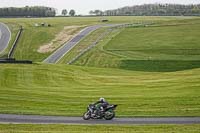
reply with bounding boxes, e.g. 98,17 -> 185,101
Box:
0,0 -> 200,15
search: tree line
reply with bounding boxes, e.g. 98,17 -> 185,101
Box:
0,6 -> 56,17
90,4 -> 200,16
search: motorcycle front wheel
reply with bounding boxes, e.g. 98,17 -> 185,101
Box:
83,111 -> 91,120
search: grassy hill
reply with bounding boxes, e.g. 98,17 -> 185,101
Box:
0,16 -> 200,118
0,16 -> 189,62
0,64 -> 200,117
72,18 -> 200,72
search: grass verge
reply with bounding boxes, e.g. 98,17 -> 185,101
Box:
0,124 -> 200,133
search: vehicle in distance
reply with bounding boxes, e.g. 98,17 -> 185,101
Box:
83,104 -> 118,120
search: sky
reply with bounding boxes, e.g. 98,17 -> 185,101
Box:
0,0 -> 200,15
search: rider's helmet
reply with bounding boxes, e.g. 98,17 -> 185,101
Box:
99,97 -> 106,102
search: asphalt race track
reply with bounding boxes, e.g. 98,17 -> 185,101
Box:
43,25 -> 101,63
0,114 -> 200,124
43,24 -> 125,64
0,23 -> 11,53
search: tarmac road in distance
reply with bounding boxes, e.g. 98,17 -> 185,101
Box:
0,23 -> 11,53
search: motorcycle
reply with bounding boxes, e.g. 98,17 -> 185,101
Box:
83,104 -> 117,120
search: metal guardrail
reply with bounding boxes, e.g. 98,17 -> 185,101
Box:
8,26 -> 23,58
0,58 -> 32,64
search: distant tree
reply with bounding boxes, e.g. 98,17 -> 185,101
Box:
62,9 -> 68,16
89,10 -> 94,15
94,10 -> 103,16
69,9 -> 76,16
89,10 -> 103,16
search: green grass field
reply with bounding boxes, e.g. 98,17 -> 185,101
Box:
0,124 -> 200,133
0,17 -> 200,133
73,18 -> 200,72
0,64 -> 199,116
0,16 -> 190,62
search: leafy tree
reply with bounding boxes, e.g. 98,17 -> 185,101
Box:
62,9 -> 68,16
69,9 -> 76,16
89,10 -> 94,15
94,10 -> 103,16
89,10 -> 103,16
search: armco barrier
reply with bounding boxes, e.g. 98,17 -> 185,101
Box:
8,26 -> 23,58
0,58 -> 32,64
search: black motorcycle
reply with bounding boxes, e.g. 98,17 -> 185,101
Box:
83,104 -> 117,120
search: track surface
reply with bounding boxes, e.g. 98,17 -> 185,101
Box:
43,24 -> 124,64
0,23 -> 11,53
43,25 -> 101,63
0,114 -> 200,125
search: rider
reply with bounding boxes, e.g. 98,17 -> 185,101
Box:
93,98 -> 109,115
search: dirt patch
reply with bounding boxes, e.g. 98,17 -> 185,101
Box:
38,25 -> 86,53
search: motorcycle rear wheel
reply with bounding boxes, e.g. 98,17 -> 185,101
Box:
104,111 -> 115,120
